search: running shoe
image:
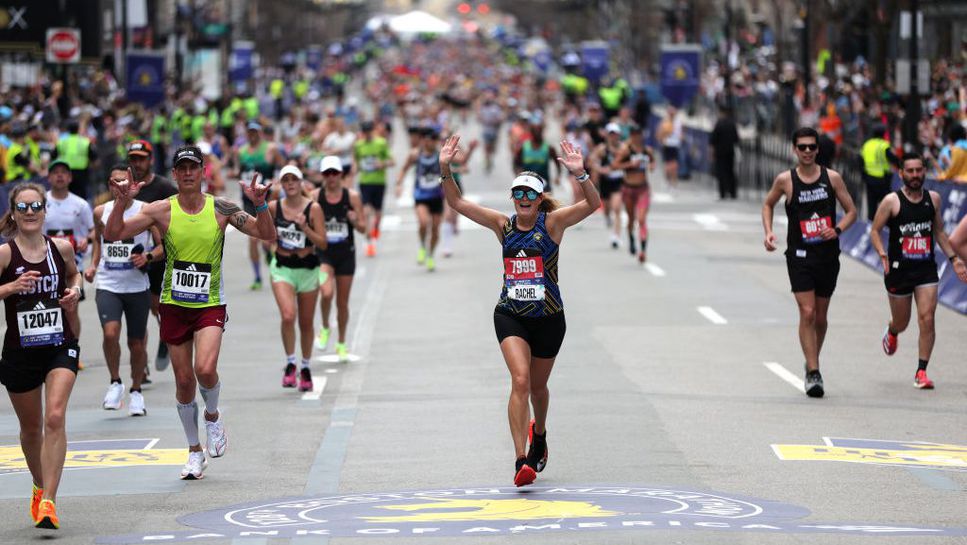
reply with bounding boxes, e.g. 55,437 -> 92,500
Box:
365,243 -> 376,257
30,485 -> 42,522
77,360 -> 85,371
102,382 -> 124,410
417,247 -> 426,265
882,326 -> 898,356
34,499 -> 58,529
914,370 -> 934,389
156,342 -> 170,371
638,251 -> 646,264
628,233 -> 636,256
527,419 -> 548,473
426,256 -> 436,272
298,367 -> 313,392
514,458 -> 536,487
249,280 -> 262,291
316,327 -> 330,350
282,363 -> 297,388
205,414 -> 227,458
141,372 -> 152,386
610,234 -> 619,249
180,451 -> 207,480
371,228 -> 380,240
804,369 -> 824,398
128,391 -> 146,417
336,343 -> 349,363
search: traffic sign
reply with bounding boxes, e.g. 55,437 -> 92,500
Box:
46,28 -> 80,64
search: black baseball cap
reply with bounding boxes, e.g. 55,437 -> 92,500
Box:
173,145 -> 203,165
360,120 -> 375,132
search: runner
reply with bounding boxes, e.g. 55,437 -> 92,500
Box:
0,182 -> 83,529
761,127 -> 858,398
868,152 -> 967,389
395,128 -> 445,271
269,165 -> 327,391
478,91 -> 504,174
441,138 -> 478,257
438,135 -> 600,487
232,122 -> 283,291
105,145 -> 276,480
85,165 -> 161,415
313,156 -> 366,362
353,120 -> 394,257
516,117 -> 562,192
590,123 -> 626,248
951,214 -> 967,263
127,139 -> 178,372
612,126 -> 656,262
656,106 -> 682,190
322,115 -> 357,183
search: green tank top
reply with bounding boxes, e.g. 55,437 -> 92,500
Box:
239,142 -> 274,178
161,195 -> 225,308
521,140 -> 550,179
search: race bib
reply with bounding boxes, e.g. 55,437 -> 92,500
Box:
277,224 -> 306,250
17,299 -> 63,347
47,229 -> 77,249
800,215 -> 832,244
360,156 -> 379,172
633,153 -> 650,171
901,235 -> 932,260
504,254 -> 545,301
417,173 -> 441,190
325,218 -> 349,243
171,260 -> 211,303
103,240 -> 136,270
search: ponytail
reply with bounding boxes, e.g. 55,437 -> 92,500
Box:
1,183 -> 47,239
539,195 -> 560,213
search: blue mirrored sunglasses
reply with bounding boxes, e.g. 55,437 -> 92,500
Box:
15,201 -> 45,213
512,189 -> 539,201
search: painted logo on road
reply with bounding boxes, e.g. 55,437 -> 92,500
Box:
772,437 -> 967,472
0,439 -> 184,475
96,485 -> 967,542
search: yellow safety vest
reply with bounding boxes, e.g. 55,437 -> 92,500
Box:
56,135 -> 90,170
861,138 -> 891,178
5,141 -> 28,181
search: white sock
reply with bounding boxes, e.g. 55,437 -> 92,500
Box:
286,354 -> 297,365
441,222 -> 454,251
301,358 -> 311,369
177,401 -> 200,446
199,382 -> 221,418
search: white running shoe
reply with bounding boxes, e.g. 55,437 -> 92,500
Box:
102,382 -> 124,410
205,414 -> 227,458
128,391 -> 146,416
180,451 -> 207,480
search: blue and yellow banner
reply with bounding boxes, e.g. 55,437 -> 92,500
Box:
126,51 -> 165,108
660,45 -> 702,107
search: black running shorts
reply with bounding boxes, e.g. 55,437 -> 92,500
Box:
885,265 -> 939,297
318,247 -> 356,277
0,341 -> 80,394
600,176 -> 623,200
493,308 -> 566,359
786,256 -> 840,298
359,184 -> 387,211
415,197 -> 444,215
95,289 -> 151,339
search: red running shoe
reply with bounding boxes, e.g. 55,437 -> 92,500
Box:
282,363 -> 297,388
882,327 -> 898,356
914,370 -> 934,389
514,463 -> 536,487
298,367 -> 314,392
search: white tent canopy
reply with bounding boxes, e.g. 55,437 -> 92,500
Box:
388,10 -> 452,35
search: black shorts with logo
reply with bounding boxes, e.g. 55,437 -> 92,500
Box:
493,307 -> 566,359
0,341 -> 80,394
885,264 -> 939,297
786,256 -> 841,298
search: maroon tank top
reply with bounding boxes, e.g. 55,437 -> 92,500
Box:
1,236 -> 74,350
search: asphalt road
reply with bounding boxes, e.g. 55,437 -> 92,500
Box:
1,116 -> 965,545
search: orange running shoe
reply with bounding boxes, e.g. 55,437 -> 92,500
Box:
365,243 -> 376,257
514,460 -> 536,487
35,499 -> 59,529
914,370 -> 934,389
30,485 -> 43,522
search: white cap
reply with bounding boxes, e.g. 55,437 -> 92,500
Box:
279,165 -> 303,180
511,173 -> 545,194
197,141 -> 213,156
320,155 -> 343,173
605,122 -> 622,134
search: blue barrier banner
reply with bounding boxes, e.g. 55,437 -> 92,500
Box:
126,51 -> 165,108
580,41 -> 609,85
660,45 -> 701,108
229,41 -> 254,83
306,46 -> 323,71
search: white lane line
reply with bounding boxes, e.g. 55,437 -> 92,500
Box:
763,362 -> 805,392
301,376 -> 328,401
692,213 -> 728,231
697,306 -> 728,325
143,438 -> 160,450
653,192 -> 674,203
644,263 -> 665,277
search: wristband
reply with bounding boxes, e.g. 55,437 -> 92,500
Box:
254,202 -> 269,213
834,226 -> 842,235
949,255 -> 958,263
574,171 -> 590,182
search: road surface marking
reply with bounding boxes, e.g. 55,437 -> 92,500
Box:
763,362 -> 804,392
697,306 -> 727,325
645,263 -> 665,277
301,376 -> 328,401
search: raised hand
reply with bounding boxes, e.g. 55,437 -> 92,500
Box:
111,168 -> 144,201
439,135 -> 461,167
240,172 -> 271,206
556,140 -> 585,175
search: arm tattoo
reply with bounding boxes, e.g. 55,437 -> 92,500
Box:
214,197 -> 242,217
232,212 -> 248,229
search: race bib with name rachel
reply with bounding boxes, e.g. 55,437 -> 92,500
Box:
504,253 -> 545,302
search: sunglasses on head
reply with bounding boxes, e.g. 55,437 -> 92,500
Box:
512,189 -> 540,201
796,143 -> 818,152
15,201 -> 45,213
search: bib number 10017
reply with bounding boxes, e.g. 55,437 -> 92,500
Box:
172,260 -> 212,303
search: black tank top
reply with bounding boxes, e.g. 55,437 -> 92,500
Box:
319,188 -> 354,251
1,236 -> 74,350
887,189 -> 936,268
273,199 -> 314,251
785,167 -> 839,260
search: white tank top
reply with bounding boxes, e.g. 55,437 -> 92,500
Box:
95,200 -> 151,293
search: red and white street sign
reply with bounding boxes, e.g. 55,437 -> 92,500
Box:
46,28 -> 81,64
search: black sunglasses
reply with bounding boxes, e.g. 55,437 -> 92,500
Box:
796,143 -> 818,152
15,201 -> 45,213
512,189 -> 540,201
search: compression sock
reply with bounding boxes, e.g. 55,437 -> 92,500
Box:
199,382 -> 221,417
176,401 -> 200,446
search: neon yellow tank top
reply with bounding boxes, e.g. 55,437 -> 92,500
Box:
161,195 -> 225,307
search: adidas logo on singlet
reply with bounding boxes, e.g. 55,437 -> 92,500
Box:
185,264 -> 198,272
516,250 -> 528,258
33,301 -> 47,311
